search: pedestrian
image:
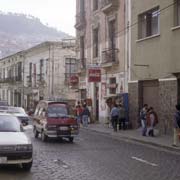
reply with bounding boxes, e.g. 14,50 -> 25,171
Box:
81,104 -> 90,127
118,104 -> 126,130
75,101 -> 83,127
140,104 -> 148,136
147,107 -> 158,137
110,104 -> 120,132
172,104 -> 180,147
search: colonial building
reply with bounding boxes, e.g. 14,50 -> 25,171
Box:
129,0 -> 180,133
0,40 -> 78,110
75,0 -> 130,123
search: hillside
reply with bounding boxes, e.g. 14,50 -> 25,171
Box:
0,12 -> 72,58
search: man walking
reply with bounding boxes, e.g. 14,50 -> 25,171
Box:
118,104 -> 126,130
110,104 -> 120,132
140,104 -> 148,136
81,104 -> 90,128
173,104 -> 180,147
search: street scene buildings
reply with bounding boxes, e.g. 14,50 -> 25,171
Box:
0,0 -> 180,134
1,0 -> 180,180
75,0 -> 130,124
129,0 -> 180,134
0,40 -> 78,110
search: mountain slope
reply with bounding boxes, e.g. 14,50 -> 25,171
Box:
0,12 -> 72,58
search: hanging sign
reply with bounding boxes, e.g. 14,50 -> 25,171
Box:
88,68 -> 101,82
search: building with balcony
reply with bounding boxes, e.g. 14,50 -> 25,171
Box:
75,0 -> 130,123
129,0 -> 180,133
0,40 -> 78,110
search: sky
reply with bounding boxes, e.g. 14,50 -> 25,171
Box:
0,0 -> 76,36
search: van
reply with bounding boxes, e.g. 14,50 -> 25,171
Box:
32,100 -> 79,142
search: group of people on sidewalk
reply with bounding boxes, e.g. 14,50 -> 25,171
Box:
140,103 -> 180,147
110,103 -> 126,132
75,101 -> 90,128
140,104 -> 158,137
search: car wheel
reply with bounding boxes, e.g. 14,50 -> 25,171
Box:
33,127 -> 39,138
22,160 -> 32,171
41,131 -> 48,142
69,137 -> 74,143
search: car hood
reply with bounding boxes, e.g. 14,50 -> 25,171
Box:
0,132 -> 31,145
12,113 -> 28,117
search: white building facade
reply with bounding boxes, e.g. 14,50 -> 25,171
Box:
0,40 -> 78,110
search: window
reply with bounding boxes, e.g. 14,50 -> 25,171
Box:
93,0 -> 98,11
17,62 -> 22,81
93,28 -> 99,58
109,77 -> 117,94
108,19 -> 116,49
80,36 -> 86,68
65,58 -> 78,83
138,7 -> 160,39
40,59 -> 44,81
29,63 -> 32,82
175,0 -> 180,26
80,0 -> 85,13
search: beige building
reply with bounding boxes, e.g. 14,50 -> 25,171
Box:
0,40 -> 78,110
129,0 -> 180,133
75,0 -> 129,123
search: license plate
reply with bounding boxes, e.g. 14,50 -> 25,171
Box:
59,126 -> 68,131
0,157 -> 7,164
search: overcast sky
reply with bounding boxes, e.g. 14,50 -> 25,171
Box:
0,0 -> 76,36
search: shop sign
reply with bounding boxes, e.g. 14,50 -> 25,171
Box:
106,83 -> 118,89
69,75 -> 79,85
88,68 -> 101,82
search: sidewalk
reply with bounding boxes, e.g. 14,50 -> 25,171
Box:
83,123 -> 180,152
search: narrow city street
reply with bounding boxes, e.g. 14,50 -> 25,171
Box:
0,127 -> 180,180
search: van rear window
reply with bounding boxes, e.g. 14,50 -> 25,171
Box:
47,106 -> 68,117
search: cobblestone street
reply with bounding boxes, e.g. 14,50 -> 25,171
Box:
1,127 -> 180,180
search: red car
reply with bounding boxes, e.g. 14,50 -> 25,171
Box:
32,100 -> 79,142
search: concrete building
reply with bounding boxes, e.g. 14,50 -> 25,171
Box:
75,0 -> 129,123
129,0 -> 180,134
0,40 -> 78,110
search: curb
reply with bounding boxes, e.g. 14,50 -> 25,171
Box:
82,127 -> 180,154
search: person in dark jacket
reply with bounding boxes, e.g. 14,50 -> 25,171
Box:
173,104 -> 180,147
110,104 -> 120,132
81,104 -> 90,127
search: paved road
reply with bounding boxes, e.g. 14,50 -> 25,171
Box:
0,127 -> 180,180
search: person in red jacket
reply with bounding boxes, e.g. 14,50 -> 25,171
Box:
75,101 -> 83,127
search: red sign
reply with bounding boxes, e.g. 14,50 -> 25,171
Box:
88,68 -> 101,82
69,76 -> 79,85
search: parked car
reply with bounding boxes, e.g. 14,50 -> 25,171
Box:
33,100 -> 79,142
7,107 -> 31,125
0,106 -> 31,125
0,113 -> 33,171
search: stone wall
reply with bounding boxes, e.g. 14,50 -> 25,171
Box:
128,82 -> 139,128
158,79 -> 177,135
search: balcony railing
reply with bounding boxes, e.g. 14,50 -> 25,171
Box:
101,0 -> 119,13
75,11 -> 86,30
101,48 -> 119,66
0,77 -> 22,83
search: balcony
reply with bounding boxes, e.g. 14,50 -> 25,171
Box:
101,48 -> 119,68
101,0 -> 119,14
75,11 -> 86,30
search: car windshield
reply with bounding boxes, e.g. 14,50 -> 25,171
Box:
47,106 -> 68,117
0,115 -> 21,132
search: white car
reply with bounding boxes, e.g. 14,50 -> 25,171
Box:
0,113 -> 33,171
0,106 -> 31,125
